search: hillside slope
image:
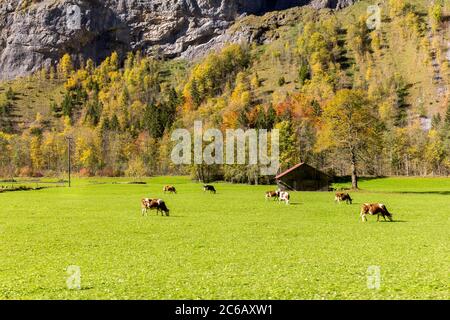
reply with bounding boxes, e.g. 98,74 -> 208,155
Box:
0,0 -> 449,180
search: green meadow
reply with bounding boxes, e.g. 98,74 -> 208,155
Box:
0,177 -> 448,300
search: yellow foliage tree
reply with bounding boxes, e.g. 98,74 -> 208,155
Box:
58,54 -> 74,79
315,89 -> 381,189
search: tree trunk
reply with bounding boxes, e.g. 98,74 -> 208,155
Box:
351,151 -> 358,189
405,154 -> 410,176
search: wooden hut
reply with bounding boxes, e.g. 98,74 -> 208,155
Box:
275,163 -> 330,191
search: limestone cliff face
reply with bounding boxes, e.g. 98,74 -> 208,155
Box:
0,0 -> 356,79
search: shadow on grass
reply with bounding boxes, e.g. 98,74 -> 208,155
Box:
394,191 -> 450,196
332,176 -> 389,184
363,220 -> 407,223
141,215 -> 185,218
346,190 -> 450,196
380,220 -> 407,223
80,286 -> 94,291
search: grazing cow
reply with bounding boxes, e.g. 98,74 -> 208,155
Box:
279,191 -> 290,205
265,190 -> 280,201
163,185 -> 177,194
203,185 -> 216,194
360,203 -> 393,222
335,192 -> 353,204
141,198 -> 170,216
148,199 -> 170,216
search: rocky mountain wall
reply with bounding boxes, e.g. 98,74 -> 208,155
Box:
0,0 -> 356,79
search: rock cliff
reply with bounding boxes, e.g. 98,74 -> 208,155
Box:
0,0 -> 356,79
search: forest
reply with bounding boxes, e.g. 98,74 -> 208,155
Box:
0,0 -> 449,186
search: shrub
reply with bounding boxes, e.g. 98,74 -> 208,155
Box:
125,158 -> 147,179
79,168 -> 93,177
19,166 -> 33,177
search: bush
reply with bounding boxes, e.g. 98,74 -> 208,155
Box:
5,87 -> 15,100
32,171 -> 44,178
79,168 -> 93,177
98,167 -> 114,177
18,166 -> 32,177
125,158 -> 147,179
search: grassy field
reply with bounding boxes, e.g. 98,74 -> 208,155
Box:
0,176 -> 448,300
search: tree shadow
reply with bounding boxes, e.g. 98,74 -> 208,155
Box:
80,286 -> 94,291
332,176 -> 389,184
395,191 -> 450,196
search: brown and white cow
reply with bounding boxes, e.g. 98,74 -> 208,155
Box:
148,199 -> 170,216
163,185 -> 177,194
360,203 -> 393,222
279,191 -> 290,205
335,192 -> 353,204
265,190 -> 280,201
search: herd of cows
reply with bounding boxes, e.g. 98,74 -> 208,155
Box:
140,185 -> 394,222
140,184 -> 216,216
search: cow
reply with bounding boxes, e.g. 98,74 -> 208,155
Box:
279,191 -> 290,205
163,185 -> 177,194
335,192 -> 353,204
141,198 -> 170,216
265,190 -> 280,201
148,199 -> 170,216
203,185 -> 216,194
360,203 -> 393,222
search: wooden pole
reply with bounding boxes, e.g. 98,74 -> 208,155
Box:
67,137 -> 72,188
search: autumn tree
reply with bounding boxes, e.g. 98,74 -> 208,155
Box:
5,87 -> 15,100
0,132 -> 14,178
0,100 -> 13,133
445,102 -> 450,126
125,157 -> 147,179
183,44 -> 250,109
58,54 -> 74,79
84,92 -> 102,126
316,89 -> 382,189
424,130 -> 446,175
276,120 -> 300,170
346,16 -> 371,64
389,0 -> 406,18
429,3 -> 443,32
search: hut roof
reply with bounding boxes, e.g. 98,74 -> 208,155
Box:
275,163 -> 330,180
275,162 -> 305,179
